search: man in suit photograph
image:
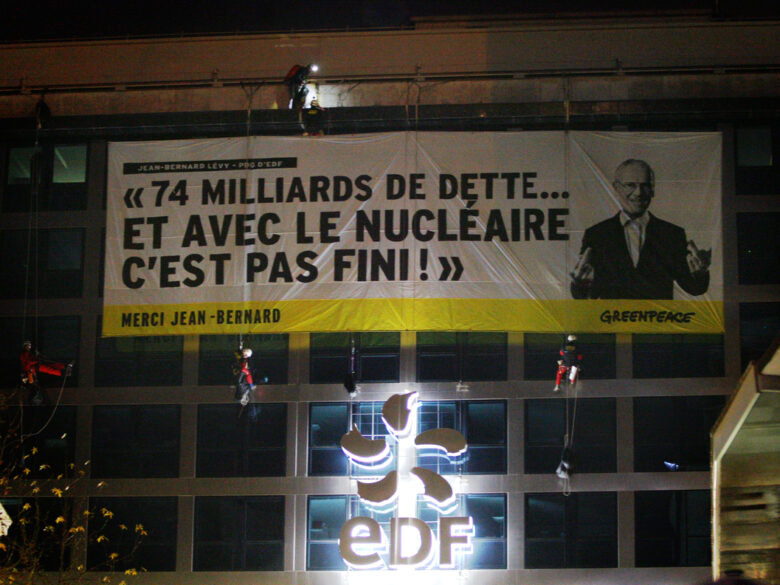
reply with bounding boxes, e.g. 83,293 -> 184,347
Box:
570,159 -> 710,300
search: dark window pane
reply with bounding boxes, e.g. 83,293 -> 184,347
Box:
461,332 -> 507,381
573,399 -> 617,473
464,402 -> 507,474
524,333 -> 615,380
197,403 -> 286,477
525,492 -> 616,568
88,497 -> 177,571
198,334 -> 288,385
95,320 -> 182,386
737,213 -> 780,285
737,127 -> 773,167
0,228 -> 84,298
739,302 -> 780,371
358,332 -> 400,382
735,124 -> 780,195
525,400 -> 567,473
636,490 -> 711,567
417,332 -> 507,382
634,396 -> 725,472
92,405 -> 180,478
194,496 -> 284,571
310,332 -> 349,383
525,398 -> 616,474
633,334 -> 724,378
310,332 -> 400,384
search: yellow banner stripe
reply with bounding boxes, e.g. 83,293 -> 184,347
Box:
103,299 -> 723,336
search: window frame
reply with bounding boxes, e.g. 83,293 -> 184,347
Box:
87,496 -> 178,571
198,333 -> 289,386
635,489 -> 711,567
196,403 -> 287,477
0,228 -> 85,299
633,395 -> 726,472
193,495 -> 285,571
2,142 -> 89,212
523,333 -> 616,380
524,398 -> 616,474
416,331 -> 507,382
309,331 -> 400,384
525,491 -> 618,569
91,405 -> 181,478
94,319 -> 183,387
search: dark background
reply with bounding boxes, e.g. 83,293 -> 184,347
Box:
2,0 -> 779,43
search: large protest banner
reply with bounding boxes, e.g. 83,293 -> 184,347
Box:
104,131 -> 722,336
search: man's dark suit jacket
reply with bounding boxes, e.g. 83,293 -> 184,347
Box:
571,213 -> 709,299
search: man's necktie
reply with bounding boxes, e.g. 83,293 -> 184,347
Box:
626,220 -> 642,267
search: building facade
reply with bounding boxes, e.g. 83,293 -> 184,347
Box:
1,12 -> 779,585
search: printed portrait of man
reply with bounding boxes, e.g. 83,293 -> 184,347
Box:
570,158 -> 711,300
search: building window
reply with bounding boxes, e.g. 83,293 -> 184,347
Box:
418,401 -> 506,474
198,334 -> 288,385
634,396 -> 725,472
739,302 -> 780,370
91,405 -> 180,478
737,213 -> 780,285
88,497 -> 178,571
95,320 -> 182,386
307,494 -> 506,570
309,400 -> 506,477
307,496 -> 348,570
0,315 -> 80,388
309,401 -> 394,477
735,125 -> 780,195
632,334 -> 724,378
193,496 -> 284,571
462,494 -> 506,569
524,333 -> 615,380
636,490 -> 711,567
197,403 -> 286,477
417,493 -> 507,569
417,332 -> 507,382
309,403 -> 350,476
307,496 -> 392,571
310,332 -> 400,384
525,398 -> 616,474
0,228 -> 84,298
525,492 -> 617,568
3,143 -> 88,212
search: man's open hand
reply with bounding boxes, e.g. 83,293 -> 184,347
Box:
571,247 -> 595,284
686,240 -> 711,274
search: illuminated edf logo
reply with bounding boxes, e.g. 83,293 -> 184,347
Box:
338,391 -> 474,569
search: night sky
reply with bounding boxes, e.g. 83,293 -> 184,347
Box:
2,0 -> 778,43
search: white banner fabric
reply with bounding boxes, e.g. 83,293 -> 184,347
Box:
104,131 -> 722,336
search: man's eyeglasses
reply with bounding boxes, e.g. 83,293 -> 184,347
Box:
615,180 -> 653,193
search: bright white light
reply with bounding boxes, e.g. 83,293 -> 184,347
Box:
310,64 -> 319,72
0,503 -> 12,536
400,523 -> 422,559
